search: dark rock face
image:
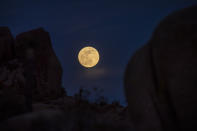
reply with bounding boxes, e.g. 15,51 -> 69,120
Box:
15,28 -> 63,101
0,27 -> 64,121
124,5 -> 197,131
0,27 -> 15,63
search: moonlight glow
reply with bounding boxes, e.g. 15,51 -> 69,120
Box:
78,46 -> 99,68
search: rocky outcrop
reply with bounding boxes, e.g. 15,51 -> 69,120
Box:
0,27 -> 64,121
15,28 -> 63,101
124,5 -> 197,131
0,27 -> 15,63
0,28 -> 63,101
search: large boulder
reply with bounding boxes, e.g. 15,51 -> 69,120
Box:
0,28 -> 27,122
15,28 -> 63,101
124,5 -> 197,131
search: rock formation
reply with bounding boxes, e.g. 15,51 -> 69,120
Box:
124,5 -> 197,131
0,27 -> 64,121
15,28 -> 63,101
0,27 -> 15,63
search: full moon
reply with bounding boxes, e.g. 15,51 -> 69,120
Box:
78,46 -> 99,68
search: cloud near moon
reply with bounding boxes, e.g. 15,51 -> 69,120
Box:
78,67 -> 123,80
84,68 -> 106,78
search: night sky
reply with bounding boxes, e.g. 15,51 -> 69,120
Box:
1,0 -> 197,104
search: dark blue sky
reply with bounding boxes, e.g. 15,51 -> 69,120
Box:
1,0 -> 197,104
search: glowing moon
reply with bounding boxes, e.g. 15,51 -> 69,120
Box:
78,46 -> 99,68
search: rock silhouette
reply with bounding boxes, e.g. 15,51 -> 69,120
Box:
124,5 -> 197,131
0,27 -> 15,63
0,28 -> 64,121
15,28 -> 63,101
